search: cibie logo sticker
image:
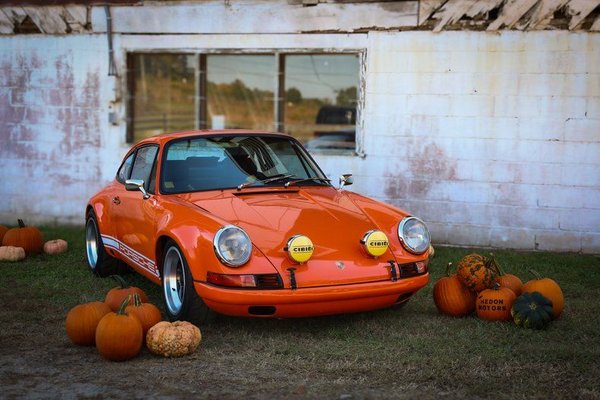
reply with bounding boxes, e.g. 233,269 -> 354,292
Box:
285,235 -> 314,263
361,230 -> 389,257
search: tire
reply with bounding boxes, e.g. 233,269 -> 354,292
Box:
85,210 -> 128,277
161,240 -> 213,326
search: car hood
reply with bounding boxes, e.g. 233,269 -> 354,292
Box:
177,187 -> 411,288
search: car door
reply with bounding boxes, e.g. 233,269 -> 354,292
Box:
111,145 -> 161,278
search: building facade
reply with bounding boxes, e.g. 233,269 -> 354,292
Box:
1,0 -> 599,252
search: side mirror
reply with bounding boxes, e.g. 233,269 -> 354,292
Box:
338,174 -> 353,190
125,179 -> 150,199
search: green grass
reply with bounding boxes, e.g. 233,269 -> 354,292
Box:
1,226 -> 599,399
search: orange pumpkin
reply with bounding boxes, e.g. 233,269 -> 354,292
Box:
433,263 -> 475,317
490,258 -> 523,296
0,246 -> 26,262
95,297 -> 143,361
43,239 -> 68,255
522,270 -> 564,319
2,219 -> 43,255
476,284 -> 516,321
125,293 -> 162,339
105,275 -> 149,312
0,224 -> 8,244
456,253 -> 496,292
65,301 -> 112,346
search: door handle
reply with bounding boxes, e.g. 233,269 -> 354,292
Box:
112,196 -> 121,205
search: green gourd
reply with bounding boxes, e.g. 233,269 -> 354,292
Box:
511,291 -> 553,330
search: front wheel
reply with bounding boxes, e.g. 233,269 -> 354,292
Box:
85,211 -> 128,277
161,240 -> 212,326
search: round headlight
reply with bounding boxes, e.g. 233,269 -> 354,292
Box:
398,217 -> 430,254
214,225 -> 252,267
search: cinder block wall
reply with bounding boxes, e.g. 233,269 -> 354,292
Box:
0,36 -> 123,225
325,31 -> 599,253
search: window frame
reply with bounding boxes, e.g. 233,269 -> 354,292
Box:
126,50 -> 365,157
115,144 -> 160,194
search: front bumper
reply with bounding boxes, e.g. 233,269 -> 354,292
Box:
194,273 -> 429,318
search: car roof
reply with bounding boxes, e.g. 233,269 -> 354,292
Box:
135,129 -> 291,147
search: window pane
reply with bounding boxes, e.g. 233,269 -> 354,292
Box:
131,54 -> 196,141
284,54 -> 359,151
206,55 -> 275,131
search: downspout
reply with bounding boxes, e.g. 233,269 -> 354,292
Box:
105,5 -> 117,77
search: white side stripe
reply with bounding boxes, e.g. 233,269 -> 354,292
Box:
101,234 -> 159,277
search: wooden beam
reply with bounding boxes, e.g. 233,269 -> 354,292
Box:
566,0 -> 600,30
419,0 -> 446,26
487,0 -> 538,30
516,0 -> 569,30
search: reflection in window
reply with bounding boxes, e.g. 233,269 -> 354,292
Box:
130,54 -> 196,141
206,55 -> 275,131
284,55 -> 359,151
127,52 -> 360,152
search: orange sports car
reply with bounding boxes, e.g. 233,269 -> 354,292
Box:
85,130 -> 431,323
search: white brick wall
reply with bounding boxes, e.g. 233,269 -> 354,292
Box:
347,31 -> 600,253
0,36 -> 124,224
0,30 -> 598,253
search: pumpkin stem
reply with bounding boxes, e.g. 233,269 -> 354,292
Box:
529,269 -> 543,280
117,295 -> 132,315
487,254 -> 505,276
110,274 -> 130,289
445,262 -> 454,277
132,293 -> 143,307
17,219 -> 25,228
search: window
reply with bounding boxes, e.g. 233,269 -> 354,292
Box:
128,54 -> 196,141
116,146 -> 159,192
128,52 -> 361,153
160,135 -> 327,194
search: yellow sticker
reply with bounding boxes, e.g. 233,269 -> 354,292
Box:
361,230 -> 389,257
286,235 -> 314,263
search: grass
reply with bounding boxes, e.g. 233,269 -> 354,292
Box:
1,225 -> 599,399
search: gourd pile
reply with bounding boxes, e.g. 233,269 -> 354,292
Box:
0,219 -> 68,262
65,275 -> 202,361
433,253 -> 564,330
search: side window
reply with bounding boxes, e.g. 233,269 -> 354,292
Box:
130,146 -> 159,190
117,153 -> 135,183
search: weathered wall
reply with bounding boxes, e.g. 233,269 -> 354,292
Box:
0,30 -> 598,252
342,31 -> 600,253
0,35 -> 123,224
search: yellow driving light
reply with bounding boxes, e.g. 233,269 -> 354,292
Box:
361,230 -> 389,257
285,235 -> 314,263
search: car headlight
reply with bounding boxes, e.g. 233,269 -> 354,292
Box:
398,217 -> 430,254
213,225 -> 252,267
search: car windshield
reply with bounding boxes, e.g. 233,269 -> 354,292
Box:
160,135 -> 329,194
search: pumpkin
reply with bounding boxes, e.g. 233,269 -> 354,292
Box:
476,284 -> 516,321
490,258 -> 523,296
522,270 -> 564,319
146,320 -> 202,357
105,275 -> 149,312
65,301 -> 112,346
456,253 -> 496,292
433,263 -> 475,317
0,246 -> 26,262
125,293 -> 162,339
95,296 -> 143,361
511,291 -> 553,330
2,219 -> 43,255
43,239 -> 68,255
0,224 -> 8,244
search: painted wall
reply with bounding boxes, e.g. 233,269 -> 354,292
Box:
0,31 -> 598,252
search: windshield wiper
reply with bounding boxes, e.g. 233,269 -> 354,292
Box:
284,177 -> 331,188
237,174 -> 296,190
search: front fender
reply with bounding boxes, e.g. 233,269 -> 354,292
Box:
154,195 -> 277,281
